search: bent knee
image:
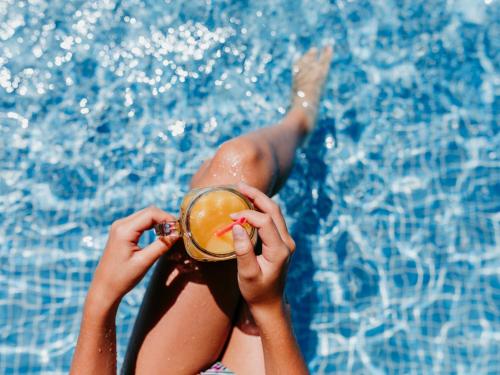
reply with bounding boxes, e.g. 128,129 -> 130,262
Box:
215,138 -> 271,168
192,138 -> 276,192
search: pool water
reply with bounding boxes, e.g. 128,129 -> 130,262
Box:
1,0 -> 499,373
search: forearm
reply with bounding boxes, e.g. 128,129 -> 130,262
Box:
70,290 -> 119,375
252,302 -> 309,375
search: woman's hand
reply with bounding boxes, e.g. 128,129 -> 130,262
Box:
88,206 -> 179,310
230,183 -> 296,316
231,183 -> 308,375
71,206 -> 178,375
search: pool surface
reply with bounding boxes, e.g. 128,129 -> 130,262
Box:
1,0 -> 499,373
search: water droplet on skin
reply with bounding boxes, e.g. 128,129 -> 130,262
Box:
98,348 -> 102,353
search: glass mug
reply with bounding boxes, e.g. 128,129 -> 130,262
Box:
154,185 -> 257,261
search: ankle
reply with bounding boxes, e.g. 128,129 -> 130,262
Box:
286,106 -> 313,135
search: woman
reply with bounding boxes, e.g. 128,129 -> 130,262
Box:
70,46 -> 332,374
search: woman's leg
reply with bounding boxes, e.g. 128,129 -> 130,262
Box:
190,106 -> 308,193
122,47 -> 332,374
122,109 -> 307,375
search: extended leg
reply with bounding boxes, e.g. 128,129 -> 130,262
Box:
122,110 -> 307,375
190,106 -> 308,194
122,47 -> 332,374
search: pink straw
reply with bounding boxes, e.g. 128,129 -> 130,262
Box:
215,217 -> 247,237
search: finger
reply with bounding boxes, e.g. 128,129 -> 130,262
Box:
134,233 -> 179,268
123,206 -> 176,235
232,225 -> 261,280
121,207 -> 149,222
230,210 -> 283,250
237,182 -> 294,250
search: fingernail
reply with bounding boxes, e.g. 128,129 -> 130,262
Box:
232,224 -> 245,239
230,212 -> 240,219
162,232 -> 179,245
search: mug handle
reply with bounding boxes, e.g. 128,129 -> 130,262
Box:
154,220 -> 181,237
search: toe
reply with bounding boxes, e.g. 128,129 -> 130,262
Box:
319,46 -> 333,74
320,46 -> 333,66
307,47 -> 318,56
295,47 -> 318,72
303,47 -> 318,62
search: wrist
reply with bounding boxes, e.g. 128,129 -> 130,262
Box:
249,299 -> 288,325
84,284 -> 121,319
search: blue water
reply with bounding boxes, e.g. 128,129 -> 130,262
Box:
1,0 -> 499,373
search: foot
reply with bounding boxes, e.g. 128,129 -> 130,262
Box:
291,46 -> 333,132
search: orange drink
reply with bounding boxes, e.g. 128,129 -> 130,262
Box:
155,186 -> 257,261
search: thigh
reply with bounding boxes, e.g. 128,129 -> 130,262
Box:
220,302 -> 265,375
123,245 -> 239,375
